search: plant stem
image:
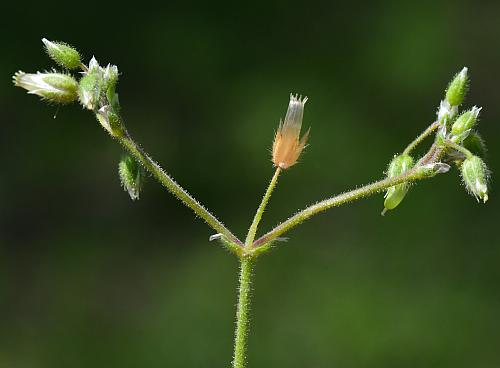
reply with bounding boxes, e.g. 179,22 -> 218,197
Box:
118,132 -> 242,245
245,167 -> 281,247
253,166 -> 429,247
444,139 -> 473,158
232,257 -> 254,368
403,121 -> 440,155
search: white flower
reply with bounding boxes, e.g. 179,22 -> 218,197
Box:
13,71 -> 78,104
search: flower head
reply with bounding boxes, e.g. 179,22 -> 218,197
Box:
13,71 -> 78,104
272,94 -> 310,169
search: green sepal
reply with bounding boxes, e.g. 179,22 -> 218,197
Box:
383,154 -> 414,213
451,107 -> 481,138
118,155 -> 144,200
106,85 -> 121,113
462,132 -> 487,158
78,73 -> 101,110
13,71 -> 78,104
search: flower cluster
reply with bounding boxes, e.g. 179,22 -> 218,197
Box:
13,38 -> 139,199
382,67 -> 490,214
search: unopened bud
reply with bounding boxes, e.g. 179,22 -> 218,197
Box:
13,71 -> 78,104
103,64 -> 120,112
437,100 -> 457,125
42,38 -> 81,70
383,154 -> 414,214
461,156 -> 489,203
88,56 -> 100,73
103,64 -> 119,88
445,67 -> 469,106
119,155 -> 144,200
78,72 -> 101,110
451,106 -> 481,138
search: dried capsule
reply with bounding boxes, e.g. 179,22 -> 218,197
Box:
272,94 -> 310,169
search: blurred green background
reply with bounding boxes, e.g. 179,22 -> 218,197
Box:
1,1 -> 499,367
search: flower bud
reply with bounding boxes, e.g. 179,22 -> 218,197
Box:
383,154 -> 414,214
436,100 -> 457,125
119,155 -> 144,200
272,94 -> 310,169
445,67 -> 469,106
13,71 -> 78,104
103,64 -> 120,112
42,38 -> 81,70
461,155 -> 489,203
451,106 -> 481,138
88,56 -> 101,73
103,64 -> 119,88
78,72 -> 102,110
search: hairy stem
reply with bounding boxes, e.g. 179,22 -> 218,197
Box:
253,166 -> 429,247
444,139 -> 473,159
245,167 -> 281,247
119,132 -> 241,245
232,257 -> 254,368
403,121 -> 440,155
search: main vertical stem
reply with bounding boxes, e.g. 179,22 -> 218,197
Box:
232,257 -> 254,368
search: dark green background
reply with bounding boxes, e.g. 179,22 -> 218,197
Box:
1,1 -> 499,367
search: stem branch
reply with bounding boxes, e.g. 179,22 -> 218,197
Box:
443,139 -> 473,158
403,121 -> 440,155
254,166 -> 428,247
119,132 -> 242,245
245,167 -> 281,247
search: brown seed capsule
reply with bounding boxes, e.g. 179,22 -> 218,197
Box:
272,94 -> 309,169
